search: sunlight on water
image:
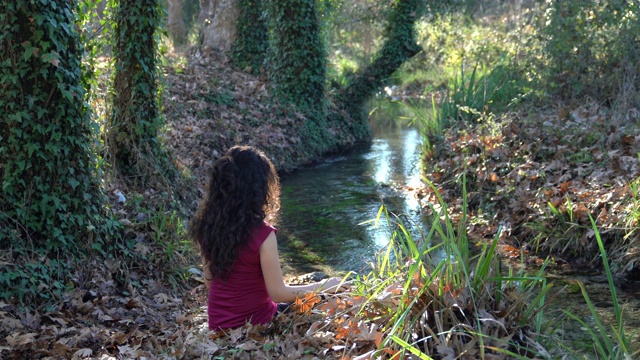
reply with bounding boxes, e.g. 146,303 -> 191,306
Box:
276,109 -> 437,274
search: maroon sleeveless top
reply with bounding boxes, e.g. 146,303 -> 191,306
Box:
208,222 -> 278,330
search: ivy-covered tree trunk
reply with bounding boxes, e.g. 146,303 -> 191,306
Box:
108,0 -> 166,185
340,0 -> 424,138
231,0 -> 267,73
0,1 -> 107,246
265,0 -> 330,152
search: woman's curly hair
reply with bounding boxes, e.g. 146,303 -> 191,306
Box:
189,146 -> 280,280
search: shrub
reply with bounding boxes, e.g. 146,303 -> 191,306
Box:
541,0 -> 640,108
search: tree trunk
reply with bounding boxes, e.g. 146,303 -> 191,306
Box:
168,0 -> 188,48
230,0 -> 266,73
340,0 -> 424,137
197,0 -> 239,51
265,0 -> 329,152
108,0 -> 165,184
0,0 -> 107,246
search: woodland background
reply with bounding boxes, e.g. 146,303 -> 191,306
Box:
1,0 -> 639,358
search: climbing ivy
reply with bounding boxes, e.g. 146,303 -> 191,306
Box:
265,0 -> 326,113
0,0 -> 108,248
339,0 -> 424,138
107,0 -> 173,185
231,0 -> 267,74
0,0 -> 113,302
265,0 -> 331,153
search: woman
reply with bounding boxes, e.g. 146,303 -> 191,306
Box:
189,145 -> 345,330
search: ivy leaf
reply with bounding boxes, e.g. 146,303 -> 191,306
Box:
25,143 -> 38,158
16,160 -> 25,172
41,51 -> 60,67
68,178 -> 80,190
23,45 -> 35,61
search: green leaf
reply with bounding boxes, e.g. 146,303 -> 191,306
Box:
68,178 -> 80,190
23,46 -> 35,61
25,143 -> 38,157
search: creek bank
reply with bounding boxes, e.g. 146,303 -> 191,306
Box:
147,48 -> 640,281
158,5 -> 640,283
414,103 -> 640,279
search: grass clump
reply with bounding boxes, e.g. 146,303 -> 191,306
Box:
300,190 -> 551,358
561,216 -> 639,360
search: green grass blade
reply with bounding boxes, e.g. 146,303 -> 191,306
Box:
519,282 -> 553,325
466,65 -> 478,106
589,214 -> 627,348
473,227 -> 500,289
390,335 -> 433,360
576,281 -> 615,356
564,310 -> 608,357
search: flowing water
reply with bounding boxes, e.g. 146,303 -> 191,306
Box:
276,109 -> 428,275
275,103 -> 640,356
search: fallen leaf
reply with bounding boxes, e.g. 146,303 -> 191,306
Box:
73,348 -> 93,358
6,332 -> 36,346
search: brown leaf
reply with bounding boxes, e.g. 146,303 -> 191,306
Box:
6,332 -> 36,347
574,203 -> 590,222
124,297 -> 141,309
72,348 -> 93,358
353,322 -> 383,346
293,293 -> 321,314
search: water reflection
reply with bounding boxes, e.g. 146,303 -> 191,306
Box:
276,111 -> 430,274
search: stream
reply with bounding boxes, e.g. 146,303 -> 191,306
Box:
275,103 -> 640,356
276,107 -> 428,274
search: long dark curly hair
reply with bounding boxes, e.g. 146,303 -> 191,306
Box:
189,145 -> 280,280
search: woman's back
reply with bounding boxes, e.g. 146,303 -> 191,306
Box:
208,222 -> 277,330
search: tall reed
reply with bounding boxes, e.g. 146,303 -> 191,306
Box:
346,176 -> 553,358
562,216 -> 638,359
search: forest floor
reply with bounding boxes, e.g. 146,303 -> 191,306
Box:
2,51 -> 640,359
413,102 -> 640,278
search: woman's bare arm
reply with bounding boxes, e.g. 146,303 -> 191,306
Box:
202,258 -> 212,289
259,231 -> 345,302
